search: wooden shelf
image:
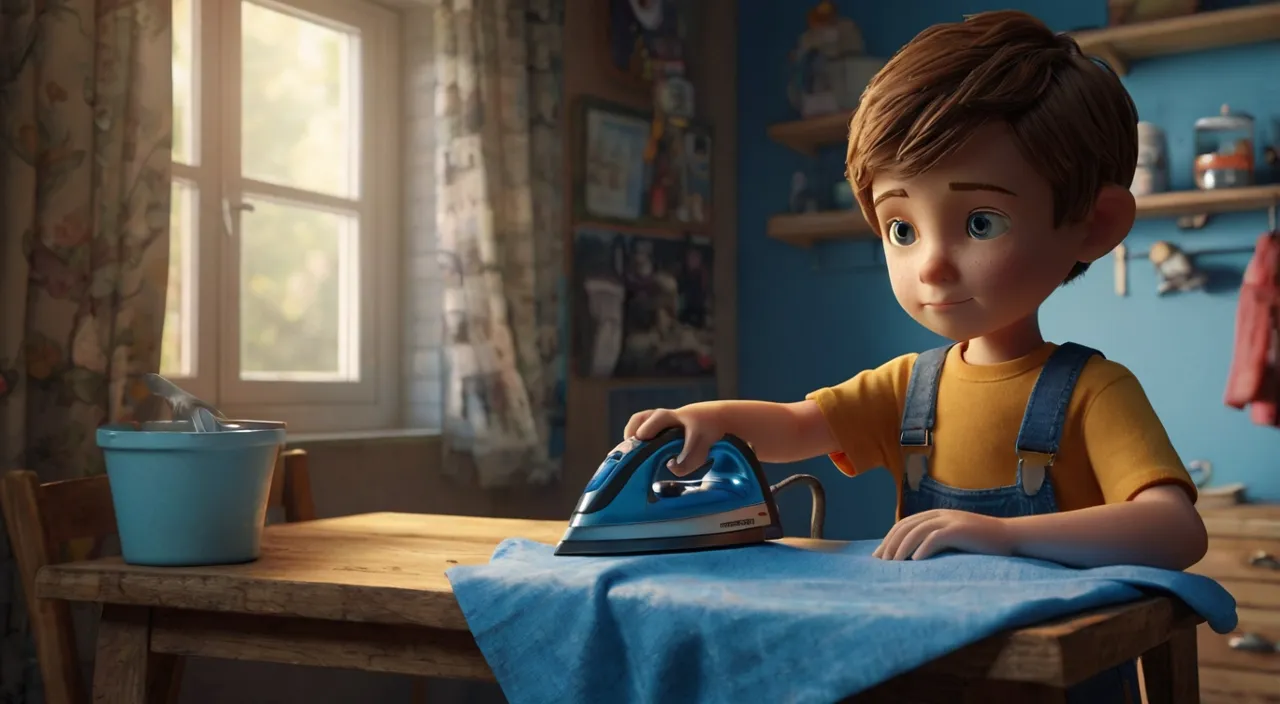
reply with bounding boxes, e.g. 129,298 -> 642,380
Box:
1134,184 -> 1280,218
1071,3 -> 1280,76
766,112 -> 852,155
767,185 -> 1280,247
767,210 -> 874,247
765,6 -> 1280,154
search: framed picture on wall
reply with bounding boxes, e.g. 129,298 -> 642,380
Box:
577,98 -> 652,222
571,226 -> 715,379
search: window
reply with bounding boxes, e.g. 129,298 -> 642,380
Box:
165,0 -> 401,433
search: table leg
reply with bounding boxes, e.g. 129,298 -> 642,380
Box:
92,604 -> 182,704
147,652 -> 185,704
1140,624 -> 1199,704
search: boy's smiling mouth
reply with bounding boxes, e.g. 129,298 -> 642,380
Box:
922,297 -> 973,309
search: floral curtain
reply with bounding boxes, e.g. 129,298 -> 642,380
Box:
0,0 -> 172,699
433,0 -> 566,488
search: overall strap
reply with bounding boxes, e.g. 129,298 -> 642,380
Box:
1014,342 -> 1103,494
900,344 -> 953,489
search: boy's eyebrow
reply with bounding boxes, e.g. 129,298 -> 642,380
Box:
950,182 -> 1017,196
872,188 -> 908,206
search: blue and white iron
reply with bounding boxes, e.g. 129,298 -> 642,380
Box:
555,427 -> 826,556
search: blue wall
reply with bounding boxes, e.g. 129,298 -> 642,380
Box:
737,0 -> 1280,540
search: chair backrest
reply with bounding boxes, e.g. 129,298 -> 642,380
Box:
0,447 -> 316,704
268,448 -> 317,523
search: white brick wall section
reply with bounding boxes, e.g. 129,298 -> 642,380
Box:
402,7 -> 443,430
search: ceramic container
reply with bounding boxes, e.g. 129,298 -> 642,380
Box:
1133,121 -> 1169,196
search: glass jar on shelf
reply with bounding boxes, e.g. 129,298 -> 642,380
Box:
1193,104 -> 1254,190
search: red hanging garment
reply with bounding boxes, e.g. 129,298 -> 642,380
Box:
1224,231 -> 1280,427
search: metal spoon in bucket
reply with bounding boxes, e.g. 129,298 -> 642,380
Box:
143,373 -> 229,432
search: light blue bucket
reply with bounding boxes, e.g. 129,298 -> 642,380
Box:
96,420 -> 287,566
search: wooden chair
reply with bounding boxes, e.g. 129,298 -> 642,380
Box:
0,447 -> 316,704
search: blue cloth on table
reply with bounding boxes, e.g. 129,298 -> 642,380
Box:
445,538 -> 1237,704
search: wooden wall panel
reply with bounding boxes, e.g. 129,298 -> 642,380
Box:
501,0 -> 739,517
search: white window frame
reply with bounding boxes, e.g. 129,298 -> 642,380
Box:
170,0 -> 402,434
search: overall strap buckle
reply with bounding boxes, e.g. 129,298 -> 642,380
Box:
900,429 -> 932,491
1016,449 -> 1054,496
899,345 -> 950,493
1013,341 -> 1102,497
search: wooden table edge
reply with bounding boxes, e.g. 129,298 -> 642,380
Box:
34,562 -> 475,631
34,517 -> 1206,691
922,596 -> 1203,687
142,606 -> 494,682
39,572 -> 1198,690
102,597 -> 1199,690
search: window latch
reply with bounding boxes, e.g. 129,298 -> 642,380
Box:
221,198 -> 256,236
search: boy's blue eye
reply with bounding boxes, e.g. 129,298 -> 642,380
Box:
887,220 -> 917,246
966,211 -> 1011,240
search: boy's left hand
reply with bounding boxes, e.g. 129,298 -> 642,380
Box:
873,509 -> 1015,561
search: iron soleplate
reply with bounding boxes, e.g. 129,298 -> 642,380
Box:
554,524 -> 774,556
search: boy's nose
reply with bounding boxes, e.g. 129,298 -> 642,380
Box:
917,242 -> 959,286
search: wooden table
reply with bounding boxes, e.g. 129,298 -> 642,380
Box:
35,512 -> 1203,703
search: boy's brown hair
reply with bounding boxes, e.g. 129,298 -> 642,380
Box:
846,10 -> 1138,283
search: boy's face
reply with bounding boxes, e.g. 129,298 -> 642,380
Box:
869,122 -> 1090,343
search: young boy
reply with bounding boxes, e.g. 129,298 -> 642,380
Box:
625,10 -> 1208,572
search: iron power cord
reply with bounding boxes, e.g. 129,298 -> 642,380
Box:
769,474 -> 826,539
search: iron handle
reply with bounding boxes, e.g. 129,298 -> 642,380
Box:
1228,632 -> 1277,653
1250,550 -> 1280,570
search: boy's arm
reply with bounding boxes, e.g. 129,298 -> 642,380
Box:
712,399 -> 840,464
882,373 -> 1207,570
629,400 -> 839,472
628,356 -> 909,476
1002,484 -> 1206,569
1006,372 -> 1207,570
883,485 -> 1206,569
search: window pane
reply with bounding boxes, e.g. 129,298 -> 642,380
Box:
239,198 -> 358,381
241,2 -> 360,198
161,180 -> 197,377
172,0 -> 196,165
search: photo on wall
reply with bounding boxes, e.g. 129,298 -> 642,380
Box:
579,100 -> 651,222
571,226 -> 715,379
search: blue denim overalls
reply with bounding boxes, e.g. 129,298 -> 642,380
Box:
898,342 -> 1140,704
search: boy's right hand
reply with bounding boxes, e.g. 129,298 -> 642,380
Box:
624,406 -> 724,477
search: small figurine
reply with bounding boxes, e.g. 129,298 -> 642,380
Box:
789,171 -> 818,214
648,149 -> 672,219
1148,241 -> 1207,295
610,0 -> 687,84
645,60 -> 695,164
787,1 -> 883,118
641,16 -> 697,226
808,0 -> 838,27
678,132 -> 711,224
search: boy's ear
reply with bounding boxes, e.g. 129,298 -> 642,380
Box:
1079,184 -> 1136,263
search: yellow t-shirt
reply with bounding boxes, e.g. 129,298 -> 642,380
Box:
807,342 -> 1197,519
